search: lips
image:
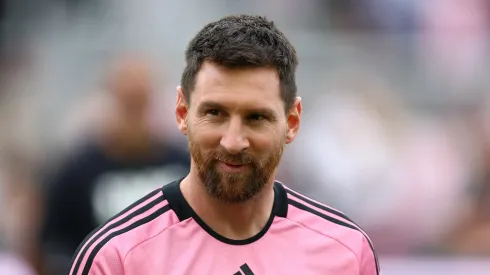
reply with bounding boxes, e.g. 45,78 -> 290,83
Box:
217,161 -> 249,173
223,163 -> 244,167
217,158 -> 249,166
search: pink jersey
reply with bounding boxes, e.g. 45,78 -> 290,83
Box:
70,180 -> 379,275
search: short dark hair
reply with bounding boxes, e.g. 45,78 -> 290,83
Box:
181,14 -> 298,111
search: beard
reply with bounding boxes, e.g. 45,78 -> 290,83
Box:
188,132 -> 285,204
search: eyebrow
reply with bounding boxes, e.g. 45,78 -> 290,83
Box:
197,101 -> 278,118
197,101 -> 226,112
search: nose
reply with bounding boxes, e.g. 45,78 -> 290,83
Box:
220,116 -> 250,154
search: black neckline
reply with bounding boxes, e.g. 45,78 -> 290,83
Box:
161,179 -> 288,245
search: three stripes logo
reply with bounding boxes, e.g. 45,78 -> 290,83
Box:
233,263 -> 255,275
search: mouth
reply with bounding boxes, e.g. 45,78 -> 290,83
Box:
223,162 -> 244,167
218,161 -> 249,173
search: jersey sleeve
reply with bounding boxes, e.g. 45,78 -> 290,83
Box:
359,235 -> 379,275
70,243 -> 125,275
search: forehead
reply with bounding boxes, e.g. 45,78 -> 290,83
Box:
191,62 -> 283,111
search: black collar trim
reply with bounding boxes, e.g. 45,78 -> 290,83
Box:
161,179 -> 288,245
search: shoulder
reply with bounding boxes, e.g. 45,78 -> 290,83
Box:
279,182 -> 380,275
158,143 -> 190,166
69,186 -> 176,275
47,141 -> 105,181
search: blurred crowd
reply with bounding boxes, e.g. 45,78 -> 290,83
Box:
1,0 -> 490,274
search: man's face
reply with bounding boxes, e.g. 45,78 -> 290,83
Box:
176,62 -> 301,203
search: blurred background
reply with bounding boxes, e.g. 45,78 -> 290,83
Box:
1,0 -> 490,274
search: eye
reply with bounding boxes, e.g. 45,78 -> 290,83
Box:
248,114 -> 266,121
206,109 -> 221,116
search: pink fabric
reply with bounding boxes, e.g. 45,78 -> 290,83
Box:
70,190 -> 164,275
71,183 -> 378,274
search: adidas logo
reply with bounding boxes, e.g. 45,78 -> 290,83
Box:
233,263 -> 255,275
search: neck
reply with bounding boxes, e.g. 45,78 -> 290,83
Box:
180,170 -> 276,240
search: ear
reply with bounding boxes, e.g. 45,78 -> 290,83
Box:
175,86 -> 188,136
286,97 -> 302,144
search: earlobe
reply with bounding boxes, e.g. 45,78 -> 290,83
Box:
175,86 -> 188,135
286,97 -> 302,144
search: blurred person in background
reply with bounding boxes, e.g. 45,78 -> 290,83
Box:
40,55 -> 190,275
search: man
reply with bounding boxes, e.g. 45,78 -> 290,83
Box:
42,57 -> 189,275
70,15 -> 379,275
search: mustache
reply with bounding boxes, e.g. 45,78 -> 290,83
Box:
211,151 -> 255,165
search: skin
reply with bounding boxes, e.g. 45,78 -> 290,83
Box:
175,61 -> 301,240
99,58 -> 155,159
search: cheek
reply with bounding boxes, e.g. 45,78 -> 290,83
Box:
250,131 -> 284,155
189,122 -> 222,148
